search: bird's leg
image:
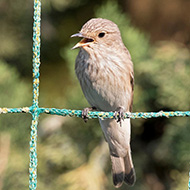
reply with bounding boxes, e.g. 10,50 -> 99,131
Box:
82,106 -> 97,123
114,107 -> 125,127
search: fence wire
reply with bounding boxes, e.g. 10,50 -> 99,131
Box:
0,0 -> 189,189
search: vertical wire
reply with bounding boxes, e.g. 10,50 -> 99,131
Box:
29,0 -> 41,189
188,171 -> 190,190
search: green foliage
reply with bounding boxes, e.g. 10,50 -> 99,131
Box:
0,1 -> 33,75
0,60 -> 31,189
0,60 -> 31,144
0,61 -> 31,107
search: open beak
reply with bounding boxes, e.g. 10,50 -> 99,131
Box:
71,33 -> 94,49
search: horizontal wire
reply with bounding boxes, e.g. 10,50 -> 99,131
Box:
0,107 -> 190,119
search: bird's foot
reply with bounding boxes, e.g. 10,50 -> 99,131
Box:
82,106 -> 97,123
114,107 -> 125,127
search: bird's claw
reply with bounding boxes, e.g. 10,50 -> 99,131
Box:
114,107 -> 125,127
82,106 -> 96,123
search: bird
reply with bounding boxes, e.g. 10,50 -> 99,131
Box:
71,18 -> 136,188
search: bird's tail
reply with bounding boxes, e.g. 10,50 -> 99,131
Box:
110,155 -> 125,188
124,149 -> 136,186
111,150 -> 136,188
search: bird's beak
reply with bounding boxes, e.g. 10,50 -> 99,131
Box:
71,33 -> 84,38
71,33 -> 94,49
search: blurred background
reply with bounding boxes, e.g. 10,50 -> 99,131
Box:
0,0 -> 190,190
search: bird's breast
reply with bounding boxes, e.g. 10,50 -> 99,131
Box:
75,48 -> 131,111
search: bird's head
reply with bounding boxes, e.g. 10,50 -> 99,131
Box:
71,18 -> 122,50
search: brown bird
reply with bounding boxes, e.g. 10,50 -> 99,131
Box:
71,18 -> 136,188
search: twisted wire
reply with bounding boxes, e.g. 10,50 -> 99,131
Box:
0,107 -> 190,119
29,0 -> 41,189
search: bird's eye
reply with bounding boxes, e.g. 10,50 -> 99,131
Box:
98,32 -> 105,38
